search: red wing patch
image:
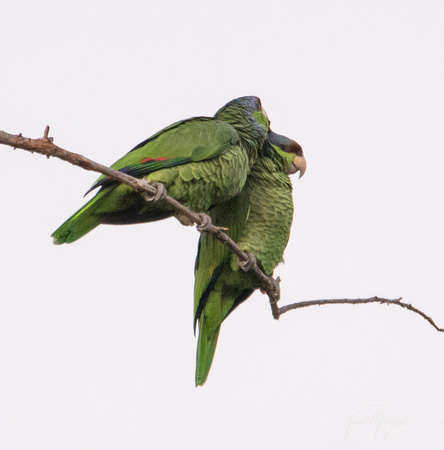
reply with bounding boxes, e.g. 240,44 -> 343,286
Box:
140,156 -> 172,163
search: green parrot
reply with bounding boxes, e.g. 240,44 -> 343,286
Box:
52,96 -> 270,244
193,130 -> 306,386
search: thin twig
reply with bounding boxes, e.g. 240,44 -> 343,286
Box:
277,296 -> 444,332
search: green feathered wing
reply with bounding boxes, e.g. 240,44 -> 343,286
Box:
52,118 -> 247,244
193,187 -> 252,385
194,137 -> 300,386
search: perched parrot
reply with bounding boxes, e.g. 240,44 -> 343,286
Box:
193,130 -> 306,386
52,96 -> 270,244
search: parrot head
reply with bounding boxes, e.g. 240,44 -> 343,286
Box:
266,130 -> 306,178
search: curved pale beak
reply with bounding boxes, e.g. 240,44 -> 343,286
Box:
288,155 -> 307,178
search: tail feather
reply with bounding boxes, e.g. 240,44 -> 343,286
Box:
195,320 -> 221,387
51,196 -> 101,244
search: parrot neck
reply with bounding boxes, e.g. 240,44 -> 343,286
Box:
251,155 -> 292,189
215,108 -> 266,163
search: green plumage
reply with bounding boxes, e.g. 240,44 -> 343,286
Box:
194,134 -> 301,386
50,96 -> 306,387
52,97 -> 268,244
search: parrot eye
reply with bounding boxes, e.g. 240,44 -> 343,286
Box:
289,141 -> 303,156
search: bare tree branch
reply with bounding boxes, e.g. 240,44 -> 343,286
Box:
0,127 -> 280,307
1,128 -> 443,333
277,296 -> 444,332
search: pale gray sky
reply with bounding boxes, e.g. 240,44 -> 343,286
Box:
1,0 -> 444,448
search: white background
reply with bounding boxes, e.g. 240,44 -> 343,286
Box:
1,1 -> 443,448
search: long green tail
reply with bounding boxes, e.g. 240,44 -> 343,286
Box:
195,320 -> 221,387
51,195 -> 102,244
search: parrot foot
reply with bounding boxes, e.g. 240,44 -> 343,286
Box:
196,213 -> 212,232
143,182 -> 167,202
238,251 -> 257,272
